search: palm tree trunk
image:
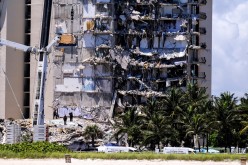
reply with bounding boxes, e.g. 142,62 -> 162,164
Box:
202,134 -> 205,148
192,136 -> 195,149
225,133 -> 227,153
92,136 -> 95,147
196,134 -> 201,153
128,140 -> 131,147
206,133 -> 209,153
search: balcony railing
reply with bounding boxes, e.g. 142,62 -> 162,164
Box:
192,72 -> 206,79
197,12 -> 207,20
188,0 -> 207,5
189,43 -> 207,49
198,72 -> 206,78
190,57 -> 206,64
199,27 -> 207,34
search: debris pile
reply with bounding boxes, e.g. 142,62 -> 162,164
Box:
0,118 -> 114,146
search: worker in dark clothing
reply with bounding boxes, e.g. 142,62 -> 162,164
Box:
53,110 -> 56,119
55,109 -> 59,119
53,109 -> 59,119
69,112 -> 73,122
63,115 -> 67,125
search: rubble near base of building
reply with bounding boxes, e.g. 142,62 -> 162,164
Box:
0,118 -> 114,146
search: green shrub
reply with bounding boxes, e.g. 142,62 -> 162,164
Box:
0,141 -> 69,153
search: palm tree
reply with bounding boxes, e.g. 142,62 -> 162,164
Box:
142,111 -> 172,150
83,125 -> 103,147
176,103 -> 203,150
201,99 -> 217,152
240,122 -> 248,135
162,87 -> 185,119
213,92 -> 239,152
184,83 -> 209,110
238,93 -> 248,135
161,87 -> 185,146
142,98 -> 174,150
172,83 -> 209,149
113,107 -> 143,147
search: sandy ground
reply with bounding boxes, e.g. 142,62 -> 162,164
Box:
0,159 -> 241,165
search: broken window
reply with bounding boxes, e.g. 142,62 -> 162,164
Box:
83,78 -> 96,91
191,5 -> 199,15
94,18 -> 112,33
191,35 -> 196,45
96,3 -> 112,17
95,47 -> 110,57
96,35 -> 112,47
190,64 -> 198,77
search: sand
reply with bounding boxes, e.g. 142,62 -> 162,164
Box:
0,159 -> 241,165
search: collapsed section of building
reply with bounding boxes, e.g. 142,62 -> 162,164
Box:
51,0 -> 211,120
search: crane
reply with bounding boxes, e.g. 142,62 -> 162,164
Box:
0,35 -> 60,54
0,39 -> 40,54
0,0 -> 62,143
0,0 -> 75,141
0,35 -> 61,126
33,35 -> 61,126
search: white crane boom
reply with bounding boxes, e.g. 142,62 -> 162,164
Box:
0,39 -> 40,54
0,35 -> 60,126
45,35 -> 61,52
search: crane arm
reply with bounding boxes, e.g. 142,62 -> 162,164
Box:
0,39 -> 40,54
0,35 -> 60,54
45,35 -> 61,53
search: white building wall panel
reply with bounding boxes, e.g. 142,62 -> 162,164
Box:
83,3 -> 95,18
82,33 -> 95,47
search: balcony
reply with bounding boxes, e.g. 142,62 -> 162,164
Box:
159,0 -> 179,5
199,27 -> 207,34
198,72 -> 206,78
196,12 -> 207,20
192,72 -> 206,79
188,0 -> 207,5
96,0 -> 112,4
188,43 -> 207,49
190,57 -> 206,64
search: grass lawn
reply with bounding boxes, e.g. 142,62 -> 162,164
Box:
0,151 -> 247,161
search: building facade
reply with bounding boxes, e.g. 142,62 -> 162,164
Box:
51,0 -> 212,120
0,0 -> 212,120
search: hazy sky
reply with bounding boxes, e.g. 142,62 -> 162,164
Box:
212,0 -> 248,98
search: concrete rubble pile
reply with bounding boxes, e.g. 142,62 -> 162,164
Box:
0,119 -> 33,144
0,118 -> 114,146
47,117 -> 114,145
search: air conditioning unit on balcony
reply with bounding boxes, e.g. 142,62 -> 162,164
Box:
199,27 -> 206,34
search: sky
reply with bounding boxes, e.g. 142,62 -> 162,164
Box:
212,0 -> 248,98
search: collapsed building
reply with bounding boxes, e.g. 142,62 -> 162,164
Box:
51,0 -> 212,120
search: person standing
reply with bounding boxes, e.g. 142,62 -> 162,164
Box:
53,110 -> 56,119
63,115 -> 67,125
55,109 -> 59,119
69,112 -> 73,122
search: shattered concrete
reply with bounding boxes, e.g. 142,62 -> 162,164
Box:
0,118 -> 114,146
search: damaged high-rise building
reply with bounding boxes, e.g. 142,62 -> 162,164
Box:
0,0 -> 212,120
51,0 -> 212,120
